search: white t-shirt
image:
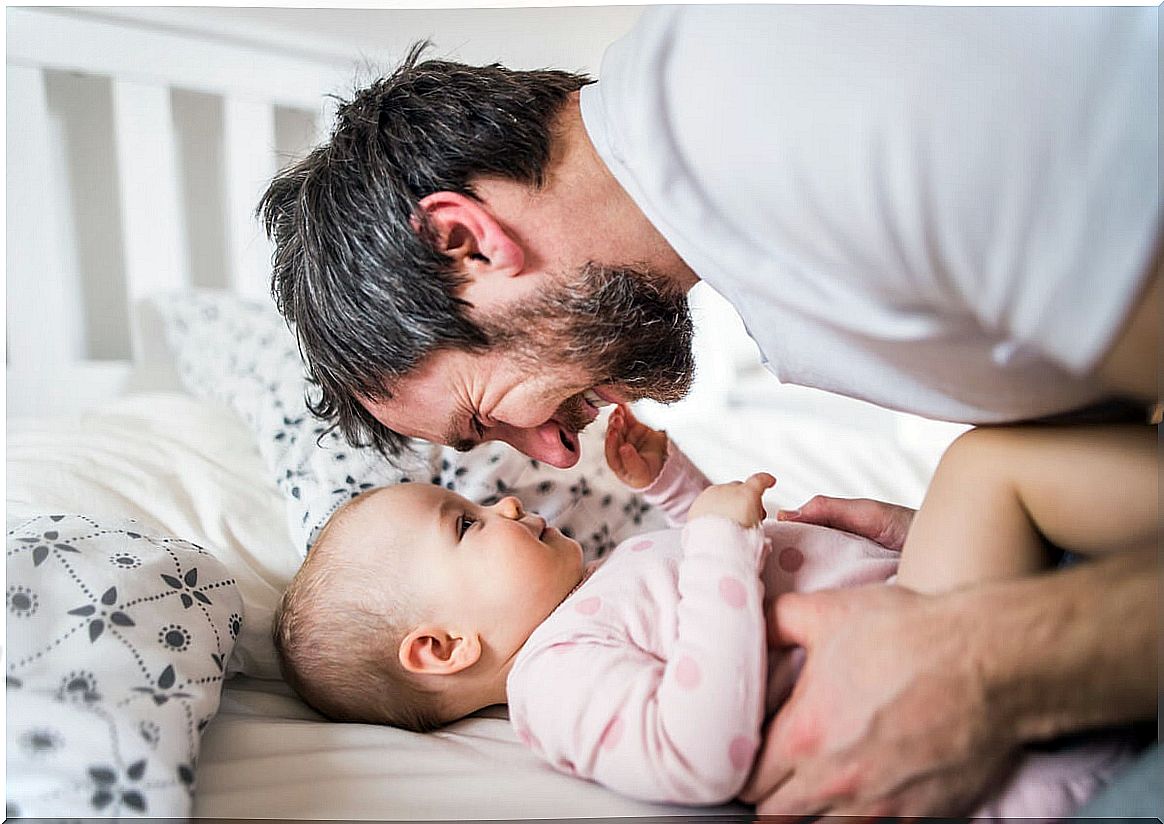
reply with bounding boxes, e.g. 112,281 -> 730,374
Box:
580,5 -> 1159,423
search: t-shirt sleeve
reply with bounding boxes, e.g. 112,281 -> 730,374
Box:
508,518 -> 767,805
635,442 -> 713,527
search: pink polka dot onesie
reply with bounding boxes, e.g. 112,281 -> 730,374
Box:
506,445 -> 1133,814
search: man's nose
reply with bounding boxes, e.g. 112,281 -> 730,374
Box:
494,496 -> 524,520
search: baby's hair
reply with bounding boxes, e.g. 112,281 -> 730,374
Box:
272,489 -> 447,732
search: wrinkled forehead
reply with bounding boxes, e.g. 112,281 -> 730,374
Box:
359,345 -> 518,443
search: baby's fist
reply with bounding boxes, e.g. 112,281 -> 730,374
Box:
605,404 -> 668,489
688,473 -> 776,528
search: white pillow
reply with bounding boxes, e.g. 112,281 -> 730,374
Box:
147,289 -> 666,560
6,512 -> 243,818
7,394 -> 299,679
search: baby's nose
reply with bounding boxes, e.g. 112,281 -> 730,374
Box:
496,496 -> 524,519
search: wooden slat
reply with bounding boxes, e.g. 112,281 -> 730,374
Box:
5,65 -> 81,371
223,95 -> 277,301
110,78 -> 188,358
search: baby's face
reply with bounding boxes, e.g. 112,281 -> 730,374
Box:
350,483 -> 585,653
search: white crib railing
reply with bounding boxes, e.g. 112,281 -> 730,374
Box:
6,7 -> 350,418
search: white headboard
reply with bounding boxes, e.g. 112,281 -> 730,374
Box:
5,6 -> 652,421
6,7 -> 355,418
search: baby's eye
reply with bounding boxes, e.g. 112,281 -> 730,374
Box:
457,514 -> 476,538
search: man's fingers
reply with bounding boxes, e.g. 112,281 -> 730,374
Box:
777,495 -> 914,551
752,769 -> 829,817
739,714 -> 793,802
815,801 -> 898,822
777,494 -> 846,526
768,591 -> 817,648
752,752 -> 869,817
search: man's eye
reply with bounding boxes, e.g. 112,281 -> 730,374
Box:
457,514 -> 476,538
470,417 -> 486,438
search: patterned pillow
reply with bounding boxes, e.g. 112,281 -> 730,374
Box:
6,513 -> 243,818
147,290 -> 664,560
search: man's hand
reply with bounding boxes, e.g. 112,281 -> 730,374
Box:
741,585 -> 1017,816
605,404 -> 669,489
688,473 -> 776,528
778,495 -> 916,551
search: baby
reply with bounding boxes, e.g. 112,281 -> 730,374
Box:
274,406 -> 1151,815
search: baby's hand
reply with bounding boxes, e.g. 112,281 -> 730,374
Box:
688,473 -> 776,529
605,404 -> 668,489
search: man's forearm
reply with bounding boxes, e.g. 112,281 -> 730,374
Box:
962,548 -> 1158,741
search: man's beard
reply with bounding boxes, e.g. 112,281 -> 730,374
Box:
482,263 -> 697,432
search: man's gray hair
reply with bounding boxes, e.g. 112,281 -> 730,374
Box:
259,42 -> 590,457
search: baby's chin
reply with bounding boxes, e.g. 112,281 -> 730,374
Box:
571,542 -> 587,580
552,529 -> 585,575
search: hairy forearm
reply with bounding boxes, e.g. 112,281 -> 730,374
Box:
961,548 -> 1158,741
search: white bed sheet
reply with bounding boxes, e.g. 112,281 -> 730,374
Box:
7,391 -> 958,820
197,678 -> 748,819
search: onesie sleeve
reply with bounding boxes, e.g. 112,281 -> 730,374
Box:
508,517 -> 767,805
635,442 -> 713,527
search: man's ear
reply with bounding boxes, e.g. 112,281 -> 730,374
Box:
417,191 -> 524,283
398,625 -> 483,676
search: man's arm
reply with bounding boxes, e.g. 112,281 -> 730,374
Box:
979,547 -> 1157,740
739,548 -> 1158,815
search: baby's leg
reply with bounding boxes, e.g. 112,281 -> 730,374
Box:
896,424 -> 1158,594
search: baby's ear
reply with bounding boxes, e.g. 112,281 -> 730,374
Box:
399,626 -> 482,676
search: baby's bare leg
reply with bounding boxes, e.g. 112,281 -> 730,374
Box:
896,424 -> 1158,594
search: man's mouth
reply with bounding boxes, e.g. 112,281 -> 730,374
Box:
547,387 -> 624,460
583,388 -> 615,411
